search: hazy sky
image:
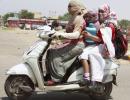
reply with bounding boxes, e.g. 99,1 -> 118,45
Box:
0,0 -> 129,20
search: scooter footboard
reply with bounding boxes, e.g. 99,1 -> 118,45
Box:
6,63 -> 37,84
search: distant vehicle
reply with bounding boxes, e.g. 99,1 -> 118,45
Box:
19,23 -> 25,29
31,24 -> 40,30
36,25 -> 46,30
25,24 -> 31,30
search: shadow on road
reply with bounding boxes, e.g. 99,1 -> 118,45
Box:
1,97 -> 8,100
1,92 -> 92,100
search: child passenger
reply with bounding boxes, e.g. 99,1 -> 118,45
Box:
81,10 -> 101,83
83,10 -> 100,46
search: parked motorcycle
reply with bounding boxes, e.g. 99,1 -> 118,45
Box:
4,25 -> 119,100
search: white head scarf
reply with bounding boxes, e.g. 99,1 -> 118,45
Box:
68,0 -> 87,15
108,11 -> 118,26
99,4 -> 110,20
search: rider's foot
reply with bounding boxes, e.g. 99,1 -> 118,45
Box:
80,79 -> 90,86
45,80 -> 55,86
84,73 -> 90,80
88,81 -> 97,91
89,81 -> 104,93
80,75 -> 90,86
84,79 -> 90,85
90,81 -> 97,86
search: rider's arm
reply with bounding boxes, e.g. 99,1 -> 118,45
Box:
54,31 -> 81,39
82,31 -> 101,42
54,16 -> 85,39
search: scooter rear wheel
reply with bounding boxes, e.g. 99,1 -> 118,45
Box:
89,82 -> 113,100
4,75 -> 35,100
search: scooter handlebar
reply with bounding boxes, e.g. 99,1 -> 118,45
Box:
37,29 -> 56,39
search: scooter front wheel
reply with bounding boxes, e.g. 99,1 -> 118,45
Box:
4,75 -> 35,100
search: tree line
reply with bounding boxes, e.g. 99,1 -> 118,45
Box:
1,11 -> 130,31
2,10 -> 34,25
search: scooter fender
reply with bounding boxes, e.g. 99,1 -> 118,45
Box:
6,63 -> 37,84
102,59 -> 119,83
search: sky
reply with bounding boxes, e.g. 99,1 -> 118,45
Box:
0,0 -> 129,20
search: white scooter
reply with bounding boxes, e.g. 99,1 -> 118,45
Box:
4,25 -> 119,100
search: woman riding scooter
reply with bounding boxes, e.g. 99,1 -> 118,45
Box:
4,2 -> 119,100
46,0 -> 87,85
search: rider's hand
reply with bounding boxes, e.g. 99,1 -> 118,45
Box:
50,29 -> 56,34
82,31 -> 92,38
52,32 -> 62,38
101,44 -> 110,58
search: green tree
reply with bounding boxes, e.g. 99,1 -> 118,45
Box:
3,13 -> 15,25
59,13 -> 70,21
118,19 -> 130,29
19,10 -> 34,19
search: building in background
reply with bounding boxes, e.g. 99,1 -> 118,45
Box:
7,11 -> 46,29
33,12 -> 43,19
7,10 -> 68,30
7,17 -> 46,29
7,17 -> 19,27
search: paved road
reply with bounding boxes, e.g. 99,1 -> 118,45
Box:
0,30 -> 130,100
